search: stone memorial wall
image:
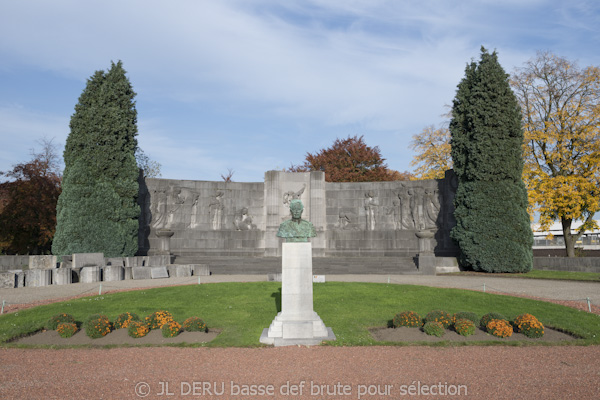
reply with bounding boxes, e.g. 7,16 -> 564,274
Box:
138,170 -> 459,259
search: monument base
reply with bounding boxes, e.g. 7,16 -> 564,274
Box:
260,242 -> 335,347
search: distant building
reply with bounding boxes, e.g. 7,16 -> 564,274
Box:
532,221 -> 600,250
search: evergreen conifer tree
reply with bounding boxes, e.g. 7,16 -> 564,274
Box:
52,61 -> 140,257
450,48 -> 533,272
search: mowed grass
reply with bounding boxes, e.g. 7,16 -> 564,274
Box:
443,269 -> 600,282
1,282 -> 599,347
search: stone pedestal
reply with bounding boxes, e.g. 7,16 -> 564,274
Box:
416,230 -> 436,275
260,242 -> 335,346
103,265 -> 124,281
80,266 -> 101,283
155,229 -> 174,256
52,268 -> 72,285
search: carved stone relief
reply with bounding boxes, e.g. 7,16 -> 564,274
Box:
208,191 -> 225,230
283,185 -> 306,208
364,192 -> 378,231
424,188 -> 441,229
234,207 -> 256,231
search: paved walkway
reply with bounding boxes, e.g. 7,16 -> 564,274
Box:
0,274 -> 598,310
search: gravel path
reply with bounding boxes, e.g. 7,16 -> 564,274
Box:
1,346 -> 598,399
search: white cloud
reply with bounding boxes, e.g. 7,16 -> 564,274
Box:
0,105 -> 68,172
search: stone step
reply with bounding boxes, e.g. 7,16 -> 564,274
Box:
172,256 -> 419,275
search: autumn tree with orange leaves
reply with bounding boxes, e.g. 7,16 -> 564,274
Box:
410,124 -> 452,179
289,135 -> 410,182
511,52 -> 600,257
0,140 -> 62,254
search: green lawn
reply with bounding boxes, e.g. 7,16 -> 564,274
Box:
442,269 -> 600,282
1,282 -> 598,347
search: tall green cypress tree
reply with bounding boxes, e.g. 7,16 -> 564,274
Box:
52,61 -> 140,257
450,48 -> 533,273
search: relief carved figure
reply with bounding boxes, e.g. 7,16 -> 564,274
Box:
166,187 -> 185,228
283,185 -> 306,208
234,207 -> 256,231
364,191 -> 378,231
424,188 -> 441,229
189,192 -> 201,229
391,184 -> 415,230
409,188 -> 425,231
208,191 -> 225,230
150,187 -> 168,229
336,211 -> 351,230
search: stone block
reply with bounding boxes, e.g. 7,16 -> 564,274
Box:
147,255 -> 170,267
106,257 -> 124,267
103,265 -> 124,282
151,266 -> 169,279
132,267 -> 152,280
192,264 -> 211,276
167,264 -> 192,277
10,270 -> 26,288
0,272 -> 16,288
124,266 -> 133,280
26,269 -> 52,287
52,268 -> 72,285
80,266 -> 101,283
72,253 -> 104,269
267,273 -> 282,282
29,255 -> 58,270
417,254 -> 436,275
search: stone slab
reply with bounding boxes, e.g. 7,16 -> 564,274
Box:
26,269 -> 52,287
29,255 -> 58,270
103,265 -> 124,281
151,266 -> 169,279
312,275 -> 325,283
0,272 -> 16,289
192,264 -> 211,276
73,253 -> 105,269
80,266 -> 101,283
124,266 -> 133,280
52,268 -> 72,285
167,265 -> 192,277
132,267 -> 152,280
267,273 -> 282,282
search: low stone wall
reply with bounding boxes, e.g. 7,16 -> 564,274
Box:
533,257 -> 600,273
0,253 -> 211,289
0,256 -> 30,272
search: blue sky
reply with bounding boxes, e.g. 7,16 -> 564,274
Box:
1,0 -> 599,182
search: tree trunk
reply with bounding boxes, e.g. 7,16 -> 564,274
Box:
562,218 -> 575,257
